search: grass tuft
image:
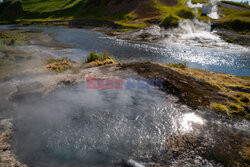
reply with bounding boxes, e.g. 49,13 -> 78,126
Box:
46,57 -> 72,72
85,51 -> 115,67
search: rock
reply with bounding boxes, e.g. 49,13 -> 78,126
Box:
201,4 -> 213,15
10,82 -> 44,103
0,119 -> 27,167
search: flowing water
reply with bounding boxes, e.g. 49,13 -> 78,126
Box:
9,25 -> 250,76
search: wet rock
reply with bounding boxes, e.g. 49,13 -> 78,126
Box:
0,119 -> 27,167
10,82 -> 44,103
201,4 -> 213,16
59,79 -> 76,86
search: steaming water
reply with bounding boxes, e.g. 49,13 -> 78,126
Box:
186,0 -> 220,19
10,83 -> 250,167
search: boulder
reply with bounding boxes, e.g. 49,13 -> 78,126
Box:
201,4 -> 213,15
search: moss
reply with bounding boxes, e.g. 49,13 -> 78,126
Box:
124,12 -> 137,21
166,62 -> 187,69
239,95 -> 249,103
228,103 -> 245,116
115,21 -> 146,31
160,14 -> 179,29
211,104 -> 229,115
244,114 -> 250,120
170,66 -> 250,119
228,95 -> 240,103
176,9 -> 194,19
230,19 -> 250,32
225,38 -> 233,43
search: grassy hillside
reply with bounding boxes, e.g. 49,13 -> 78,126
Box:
21,0 -> 82,12
0,0 -> 249,32
0,0 -> 194,29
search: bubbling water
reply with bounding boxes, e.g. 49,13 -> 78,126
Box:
11,83 -> 250,167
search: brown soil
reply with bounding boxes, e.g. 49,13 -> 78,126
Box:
160,0 -> 178,6
119,62 -> 228,109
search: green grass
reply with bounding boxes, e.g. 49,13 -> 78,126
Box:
166,62 -> 187,68
0,0 -> 249,34
191,0 -> 207,4
21,0 -> 82,12
85,50 -> 111,63
85,50 -> 115,67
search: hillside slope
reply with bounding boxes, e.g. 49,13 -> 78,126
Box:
0,0 -> 249,34
0,0 -> 189,26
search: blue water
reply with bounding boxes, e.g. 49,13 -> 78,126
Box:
1,25 -> 250,76
44,27 -> 250,76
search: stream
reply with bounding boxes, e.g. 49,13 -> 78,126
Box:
7,25 -> 250,76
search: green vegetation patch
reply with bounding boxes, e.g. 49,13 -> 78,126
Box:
166,62 -> 187,69
212,104 -> 229,115
160,14 -> 179,29
85,51 -> 115,67
168,66 -> 250,120
191,0 -> 207,4
225,19 -> 250,32
21,0 -> 82,13
176,9 -> 194,19
228,103 -> 245,116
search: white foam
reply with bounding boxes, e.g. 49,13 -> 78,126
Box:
186,0 -> 203,8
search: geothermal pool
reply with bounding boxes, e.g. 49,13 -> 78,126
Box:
10,83 -> 250,167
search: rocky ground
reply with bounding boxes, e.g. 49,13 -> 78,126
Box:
215,28 -> 250,47
0,119 -> 26,167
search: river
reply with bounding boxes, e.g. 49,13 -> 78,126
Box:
9,25 -> 250,76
